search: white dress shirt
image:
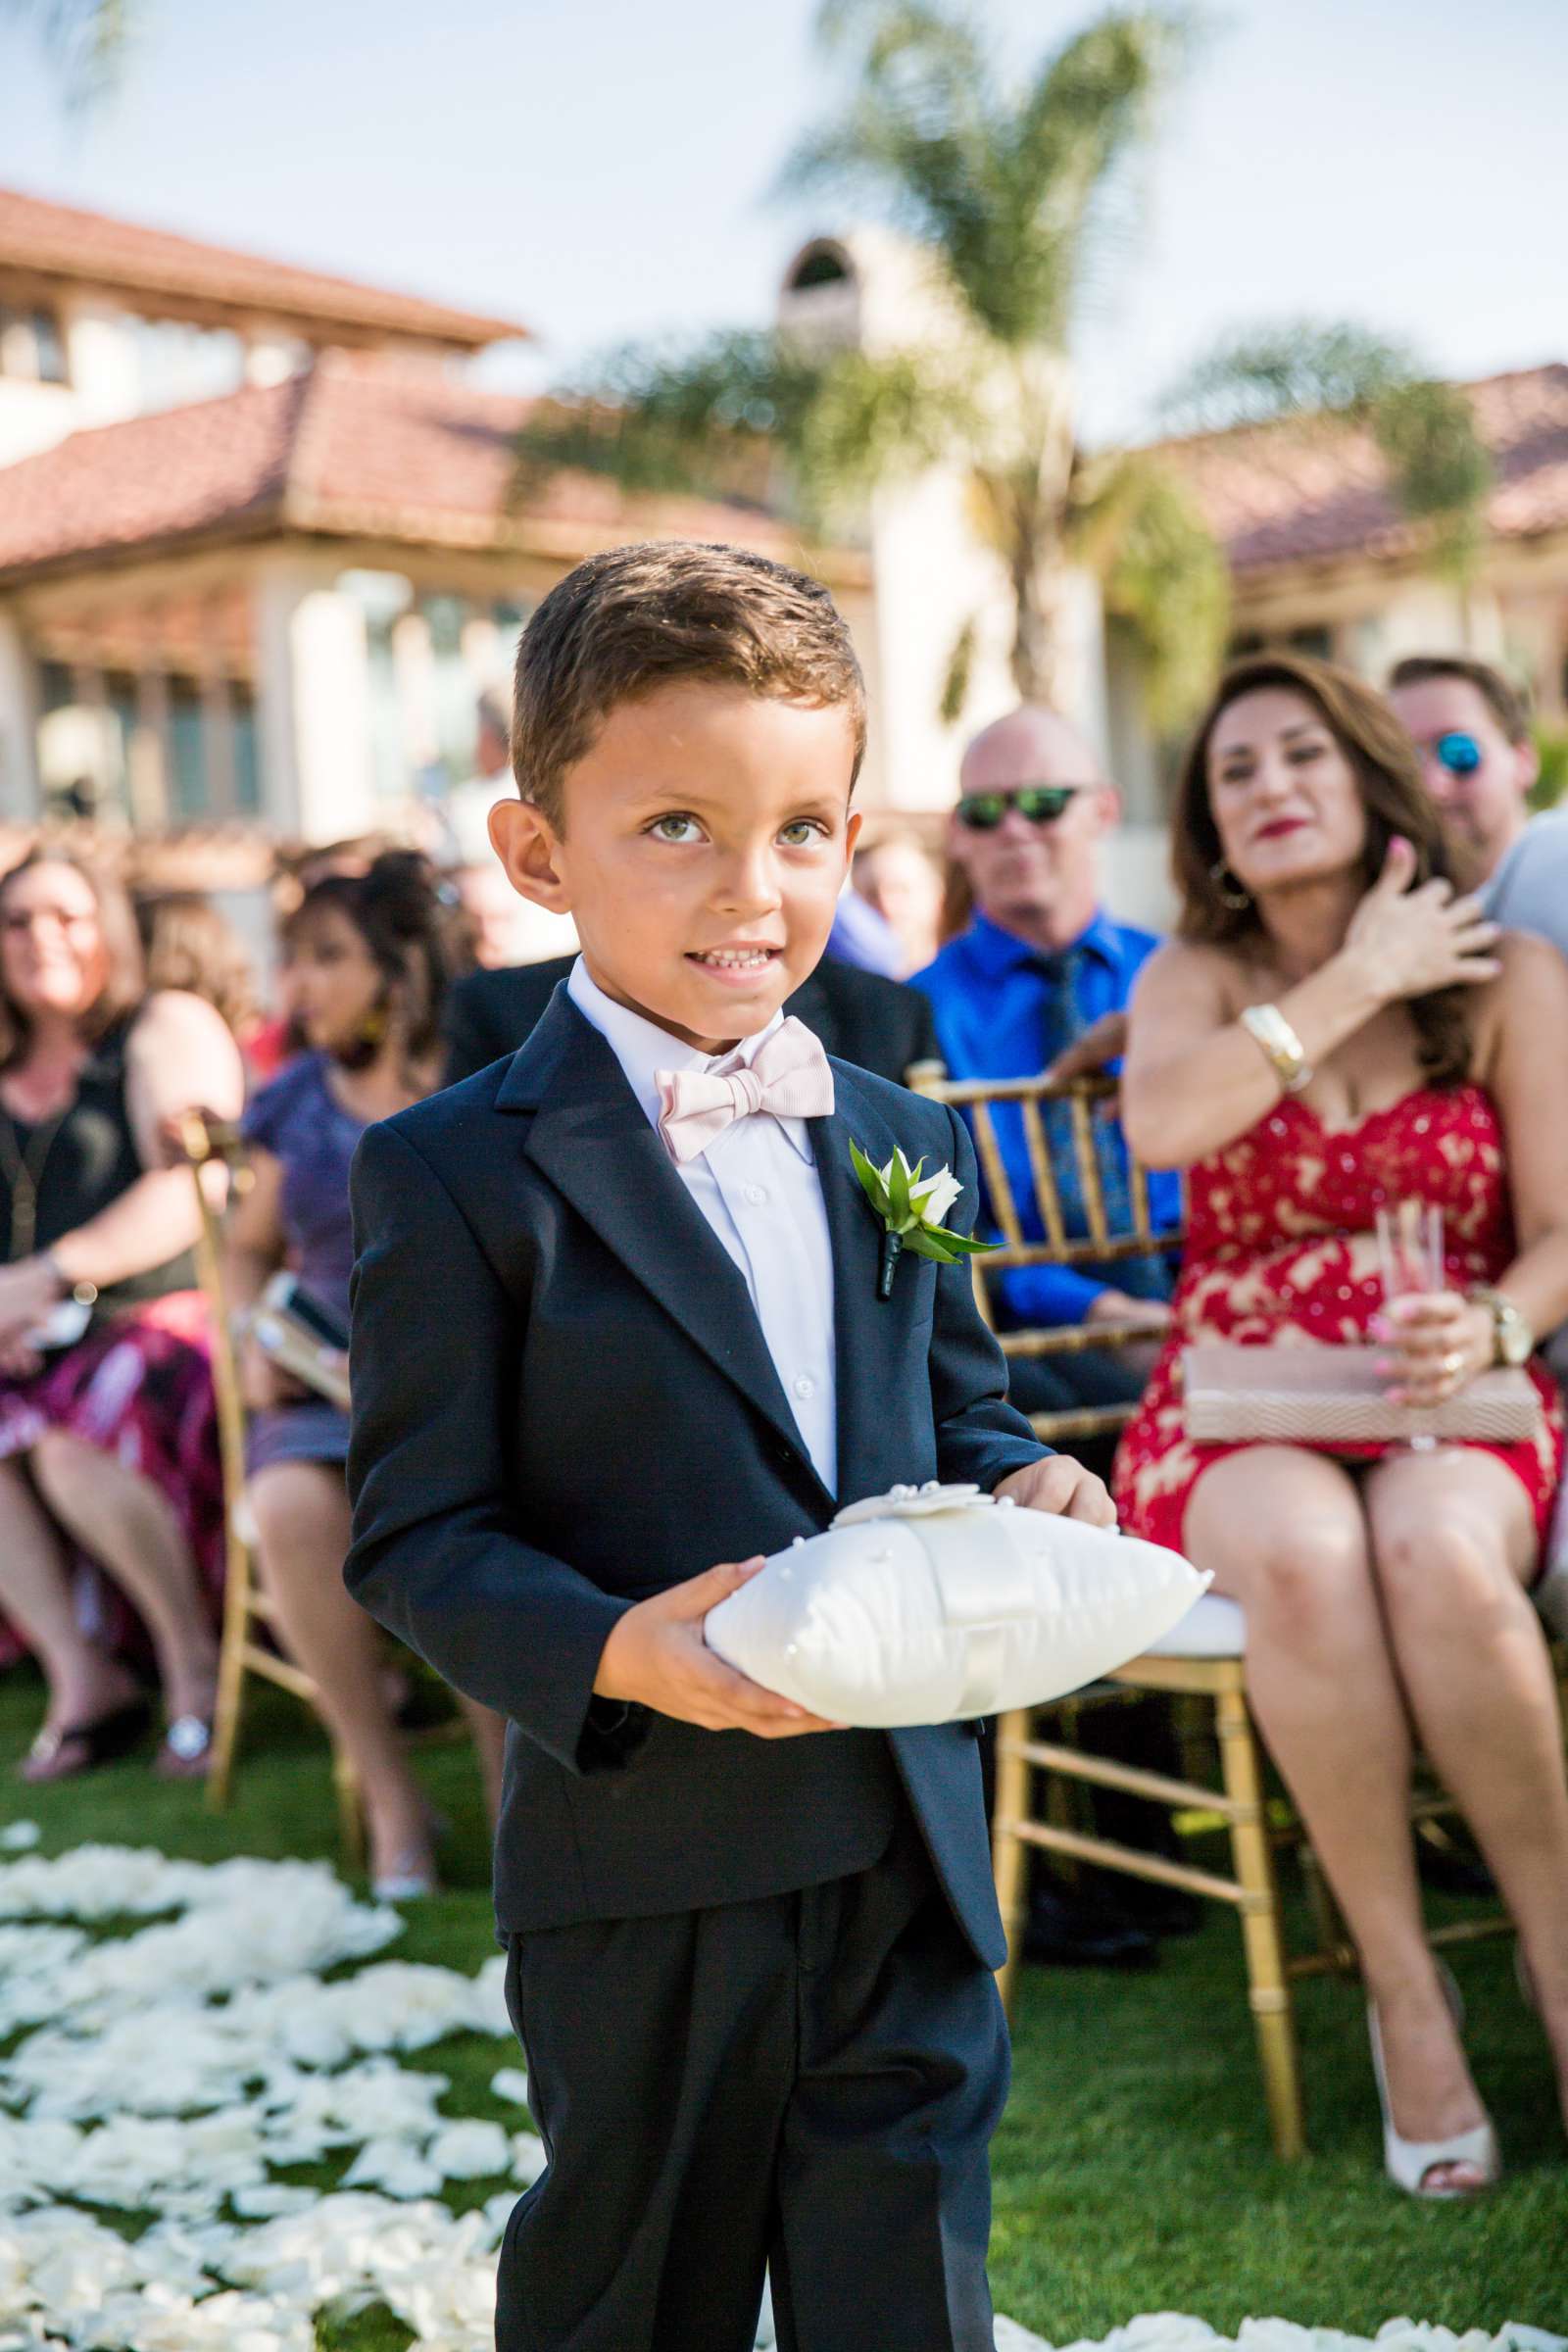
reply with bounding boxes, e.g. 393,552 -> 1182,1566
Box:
566,957 -> 838,1494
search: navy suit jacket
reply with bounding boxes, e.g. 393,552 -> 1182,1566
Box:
346,987 -> 1046,1964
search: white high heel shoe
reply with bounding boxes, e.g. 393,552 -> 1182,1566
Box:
1366,1966 -> 1499,2199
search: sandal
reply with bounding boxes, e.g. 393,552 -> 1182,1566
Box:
156,1713 -> 216,1779
22,1696 -> 152,1783
1367,1962 -> 1499,2198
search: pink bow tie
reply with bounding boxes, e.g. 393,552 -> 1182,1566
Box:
656,1018 -> 835,1164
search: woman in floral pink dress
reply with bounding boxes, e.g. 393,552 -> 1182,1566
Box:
1114,654 -> 1568,2195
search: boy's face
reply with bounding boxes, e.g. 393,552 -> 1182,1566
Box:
491,680 -> 861,1053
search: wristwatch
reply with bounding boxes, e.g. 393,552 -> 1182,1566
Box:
1468,1285 -> 1534,1368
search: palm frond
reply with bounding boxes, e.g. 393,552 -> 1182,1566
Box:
785,3 -> 1194,351
1159,320 -> 1420,434
1073,453 -> 1229,731
5,0 -> 129,103
1370,377 -> 1494,575
939,612 -> 980,725
514,332 -> 982,535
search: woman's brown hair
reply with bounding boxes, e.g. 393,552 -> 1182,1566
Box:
1172,651 -> 1473,1088
0,849 -> 146,1072
136,891 -> 259,1039
284,850 -> 472,1073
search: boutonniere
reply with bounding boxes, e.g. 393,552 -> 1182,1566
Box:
849,1141 -> 998,1300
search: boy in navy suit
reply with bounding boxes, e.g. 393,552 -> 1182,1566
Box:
345,541 -> 1113,2352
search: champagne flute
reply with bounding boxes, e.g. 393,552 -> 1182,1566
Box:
1374,1200 -> 1445,1451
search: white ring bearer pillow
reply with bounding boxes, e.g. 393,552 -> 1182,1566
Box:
704,1482 -> 1211,1729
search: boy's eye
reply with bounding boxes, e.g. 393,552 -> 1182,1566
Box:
649,814 -> 704,844
779,818 -> 828,846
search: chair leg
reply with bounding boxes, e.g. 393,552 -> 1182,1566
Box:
1215,1682 -> 1306,2159
206,1537 -> 253,1813
991,1707 -> 1033,2020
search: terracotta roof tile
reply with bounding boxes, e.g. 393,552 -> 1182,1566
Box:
0,373 -> 304,574
0,185 -> 528,349
0,352 -> 820,582
1170,364 -> 1568,576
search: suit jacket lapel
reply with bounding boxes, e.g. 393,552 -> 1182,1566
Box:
499,993 -> 827,1492
811,1063 -> 932,1507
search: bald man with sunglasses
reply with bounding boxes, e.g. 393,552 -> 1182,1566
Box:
911,708 -> 1191,1969
911,708 -> 1181,1411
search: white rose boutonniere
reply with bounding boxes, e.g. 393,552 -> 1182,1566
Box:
849,1140 -> 998,1300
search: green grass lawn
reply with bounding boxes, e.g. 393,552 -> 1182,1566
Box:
3,1667 -> 1565,2348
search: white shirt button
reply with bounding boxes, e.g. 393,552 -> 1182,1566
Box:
793,1373 -> 816,1400
744,1182 -> 769,1206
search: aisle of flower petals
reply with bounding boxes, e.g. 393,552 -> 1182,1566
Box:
0,1833 -> 1561,2352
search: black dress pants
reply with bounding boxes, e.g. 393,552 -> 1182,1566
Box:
496,1810 -> 1009,2352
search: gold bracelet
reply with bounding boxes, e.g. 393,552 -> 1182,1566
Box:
1239,1003 -> 1313,1096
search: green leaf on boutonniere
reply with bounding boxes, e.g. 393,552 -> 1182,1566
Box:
850,1137 -> 1000,1298
849,1136 -> 893,1220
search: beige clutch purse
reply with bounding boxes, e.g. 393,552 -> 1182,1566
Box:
1181,1344 -> 1541,1445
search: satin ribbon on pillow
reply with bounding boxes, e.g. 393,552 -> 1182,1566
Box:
656,1017 -> 835,1164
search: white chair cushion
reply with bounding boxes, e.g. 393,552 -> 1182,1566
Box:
1142,1590 -> 1248,1659
704,1483 -> 1209,1729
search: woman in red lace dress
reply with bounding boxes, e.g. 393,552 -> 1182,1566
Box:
1115,654 -> 1568,2195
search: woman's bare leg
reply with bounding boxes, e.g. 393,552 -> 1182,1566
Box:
247,1458 -> 434,1885
1365,1446 -> 1568,2127
0,1456 -> 141,1772
1185,1446 -> 1488,2183
29,1430 -> 219,1725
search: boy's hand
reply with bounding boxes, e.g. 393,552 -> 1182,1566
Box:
994,1456 -> 1117,1528
593,1556 -> 846,1739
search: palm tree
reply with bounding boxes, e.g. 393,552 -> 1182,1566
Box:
516,1 -> 1230,734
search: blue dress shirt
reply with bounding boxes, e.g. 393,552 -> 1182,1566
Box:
910,909 -> 1181,1327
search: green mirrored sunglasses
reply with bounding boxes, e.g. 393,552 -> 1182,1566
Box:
956,784 -> 1084,831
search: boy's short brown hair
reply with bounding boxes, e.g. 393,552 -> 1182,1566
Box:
1387,653 -> 1532,745
511,540 -> 867,830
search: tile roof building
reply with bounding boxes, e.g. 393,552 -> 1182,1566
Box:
0,188 -> 867,869
0,185 -> 1562,935
1167,365 -> 1568,711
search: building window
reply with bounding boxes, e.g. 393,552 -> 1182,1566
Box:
0,305 -> 70,386
232,687 -> 261,815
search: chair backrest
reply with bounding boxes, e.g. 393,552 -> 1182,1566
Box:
906,1065 -> 1185,1444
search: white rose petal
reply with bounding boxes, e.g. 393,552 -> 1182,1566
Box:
908,1164 -> 962,1226
5,1842 -> 1555,2352
427,2120 -> 512,2180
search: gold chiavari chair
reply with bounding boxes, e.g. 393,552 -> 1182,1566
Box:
175,1111 -> 365,1869
908,1064 -> 1568,2160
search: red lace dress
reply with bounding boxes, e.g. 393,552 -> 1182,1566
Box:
1111,1085 -> 1564,1552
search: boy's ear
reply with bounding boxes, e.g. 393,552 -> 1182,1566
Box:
844,807 -> 864,863
489,797 -> 572,913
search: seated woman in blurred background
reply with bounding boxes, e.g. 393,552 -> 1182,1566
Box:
1116,654 -> 1568,2195
0,850 -> 245,1780
135,888 -> 265,1075
225,852 -> 503,1898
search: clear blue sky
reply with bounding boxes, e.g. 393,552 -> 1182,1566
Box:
1,0 -> 1561,444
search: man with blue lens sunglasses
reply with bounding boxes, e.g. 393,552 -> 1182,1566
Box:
1388,655 -> 1543,904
